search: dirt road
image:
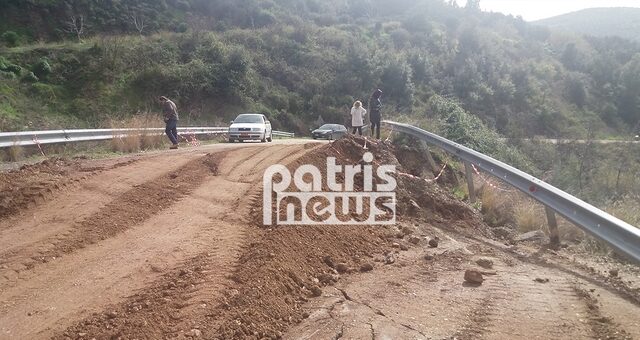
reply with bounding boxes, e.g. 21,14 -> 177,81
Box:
0,138 -> 638,339
0,141 -> 315,339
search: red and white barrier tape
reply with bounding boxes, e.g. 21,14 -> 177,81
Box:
398,163 -> 448,184
32,135 -> 46,157
471,164 -> 514,192
180,132 -> 201,147
385,129 -> 394,142
188,132 -> 201,147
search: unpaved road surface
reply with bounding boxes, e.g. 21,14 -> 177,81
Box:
0,138 -> 638,339
0,141 -> 315,339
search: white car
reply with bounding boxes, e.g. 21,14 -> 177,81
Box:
228,113 -> 273,143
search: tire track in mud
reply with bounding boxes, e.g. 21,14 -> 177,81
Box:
219,146 -> 269,176
0,154 -> 205,288
0,158 -> 139,223
0,151 -> 239,339
226,144 -> 307,182
50,144 -> 315,339
18,153 -> 221,272
573,286 -> 634,340
53,222 -> 249,340
454,264 -> 594,340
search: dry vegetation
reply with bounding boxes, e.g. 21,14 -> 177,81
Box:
477,179 -> 588,242
476,176 -> 640,256
8,142 -> 24,162
109,114 -> 165,153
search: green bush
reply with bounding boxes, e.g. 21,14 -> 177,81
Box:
427,95 -> 534,173
22,72 -> 39,83
32,59 -> 52,79
6,64 -> 21,75
176,22 -> 188,33
0,70 -> 16,80
1,31 -> 19,47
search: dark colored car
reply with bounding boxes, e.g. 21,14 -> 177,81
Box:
311,124 -> 348,140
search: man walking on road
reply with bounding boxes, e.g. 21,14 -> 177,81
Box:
160,96 -> 179,149
369,89 -> 383,139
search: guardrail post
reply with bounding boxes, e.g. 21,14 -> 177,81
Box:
464,161 -> 476,203
419,141 -> 440,176
545,206 -> 560,246
420,140 -> 460,186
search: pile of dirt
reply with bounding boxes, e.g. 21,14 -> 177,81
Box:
210,136 -> 488,338
0,158 -> 89,219
212,225 -> 389,338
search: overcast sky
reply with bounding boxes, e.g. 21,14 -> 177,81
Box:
459,0 -> 640,21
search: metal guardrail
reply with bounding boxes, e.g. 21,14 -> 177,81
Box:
272,131 -> 295,138
0,127 -> 295,148
384,120 -> 640,263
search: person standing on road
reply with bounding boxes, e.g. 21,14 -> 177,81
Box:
368,89 -> 383,139
350,100 -> 366,136
159,96 -> 179,149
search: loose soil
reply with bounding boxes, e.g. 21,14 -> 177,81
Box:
0,137 -> 637,340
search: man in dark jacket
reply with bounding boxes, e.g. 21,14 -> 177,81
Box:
159,96 -> 179,149
368,89 -> 383,139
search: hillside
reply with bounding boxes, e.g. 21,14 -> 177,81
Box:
535,8 -> 640,42
1,0 -> 640,140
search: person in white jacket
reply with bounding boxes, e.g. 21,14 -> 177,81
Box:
350,101 -> 367,136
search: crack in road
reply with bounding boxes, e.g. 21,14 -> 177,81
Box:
338,288 -> 385,316
337,287 -> 429,338
400,322 -> 428,337
332,324 -> 344,340
367,322 -> 376,340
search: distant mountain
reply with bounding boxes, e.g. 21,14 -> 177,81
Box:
534,8 -> 640,41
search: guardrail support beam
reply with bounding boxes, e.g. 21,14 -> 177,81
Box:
545,206 -> 560,246
419,141 -> 440,176
464,161 -> 477,203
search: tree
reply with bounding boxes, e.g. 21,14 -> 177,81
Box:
132,14 -> 145,36
390,28 -> 411,49
380,56 -> 415,106
1,31 -> 19,47
566,75 -> 587,108
466,0 -> 481,11
561,43 -> 580,71
65,15 -> 86,42
618,54 -> 640,125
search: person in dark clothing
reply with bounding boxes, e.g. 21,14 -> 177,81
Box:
368,89 -> 383,139
159,96 -> 179,149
